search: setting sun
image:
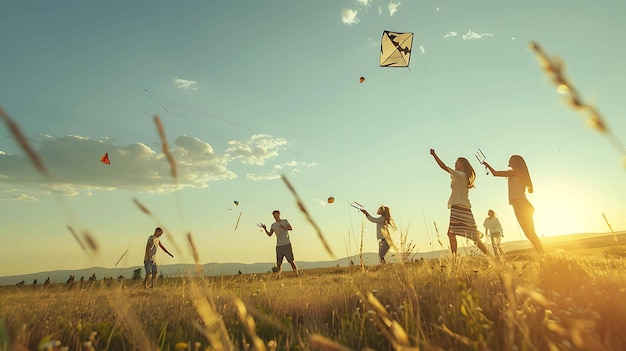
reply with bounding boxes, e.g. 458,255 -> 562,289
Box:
532,178 -> 614,238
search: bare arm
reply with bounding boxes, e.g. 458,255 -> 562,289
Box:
158,242 -> 174,257
260,224 -> 274,237
483,162 -> 514,177
430,149 -> 450,173
281,220 -> 293,231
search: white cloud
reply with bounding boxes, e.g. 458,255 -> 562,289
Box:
341,8 -> 359,25
419,45 -> 425,54
0,193 -> 37,201
462,30 -> 494,40
246,160 -> 316,181
273,161 -> 317,170
172,77 -> 198,90
443,32 -> 458,38
226,134 -> 287,165
173,136 -> 215,163
273,161 -> 298,170
343,2 -> 398,24
246,171 -> 281,181
388,1 -> 401,16
0,133 -> 299,198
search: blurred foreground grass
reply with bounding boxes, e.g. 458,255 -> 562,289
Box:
2,244 -> 626,351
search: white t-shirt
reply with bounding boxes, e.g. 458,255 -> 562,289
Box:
447,167 -> 471,209
483,217 -> 503,236
508,176 -> 527,204
144,235 -> 160,262
271,219 -> 292,246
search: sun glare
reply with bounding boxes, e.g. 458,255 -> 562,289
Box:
532,179 -> 607,237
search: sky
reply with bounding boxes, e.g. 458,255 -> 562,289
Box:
1,0 -> 625,277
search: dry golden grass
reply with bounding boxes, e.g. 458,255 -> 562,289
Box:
2,244 -> 626,351
1,42 -> 625,350
529,41 -> 626,167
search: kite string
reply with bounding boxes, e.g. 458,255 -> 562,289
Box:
408,56 -> 482,153
219,210 -> 244,263
144,88 -> 304,157
1,107 -> 108,269
144,89 -> 260,133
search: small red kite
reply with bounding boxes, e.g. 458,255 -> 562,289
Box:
100,153 -> 110,165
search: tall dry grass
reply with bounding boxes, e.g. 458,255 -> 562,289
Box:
529,41 -> 626,168
2,40 -> 626,350
2,246 -> 626,350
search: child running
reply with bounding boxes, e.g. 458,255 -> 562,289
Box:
361,205 -> 397,264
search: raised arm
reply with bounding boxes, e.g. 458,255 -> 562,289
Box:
261,224 -> 274,237
482,161 -> 513,177
361,209 -> 384,224
430,149 -> 450,173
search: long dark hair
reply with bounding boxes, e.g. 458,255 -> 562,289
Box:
457,157 -> 476,189
379,205 -> 397,229
510,155 -> 533,193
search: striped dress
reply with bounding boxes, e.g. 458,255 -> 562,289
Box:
447,167 -> 478,239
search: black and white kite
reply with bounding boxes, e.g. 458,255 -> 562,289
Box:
380,30 -> 414,68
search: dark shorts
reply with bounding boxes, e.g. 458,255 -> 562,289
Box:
379,238 -> 390,258
276,243 -> 295,263
144,260 -> 157,274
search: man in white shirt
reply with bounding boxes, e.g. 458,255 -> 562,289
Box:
261,210 -> 298,277
143,227 -> 173,288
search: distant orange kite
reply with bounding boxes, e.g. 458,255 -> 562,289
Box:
100,153 -> 110,165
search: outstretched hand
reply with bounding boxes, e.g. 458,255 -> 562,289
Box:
429,148 -> 436,156
169,253 -> 174,258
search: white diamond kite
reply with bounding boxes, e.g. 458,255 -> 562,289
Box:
380,30 -> 414,67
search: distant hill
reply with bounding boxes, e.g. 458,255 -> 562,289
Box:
0,252 -> 436,286
1,232 -> 623,286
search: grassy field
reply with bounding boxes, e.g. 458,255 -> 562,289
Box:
2,237 -> 626,351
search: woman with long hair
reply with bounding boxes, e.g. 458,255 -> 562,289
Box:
483,155 -> 544,253
361,205 -> 397,263
430,149 -> 489,255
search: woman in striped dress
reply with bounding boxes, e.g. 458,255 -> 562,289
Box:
430,149 -> 489,256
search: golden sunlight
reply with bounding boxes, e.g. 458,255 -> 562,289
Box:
532,179 -> 607,237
